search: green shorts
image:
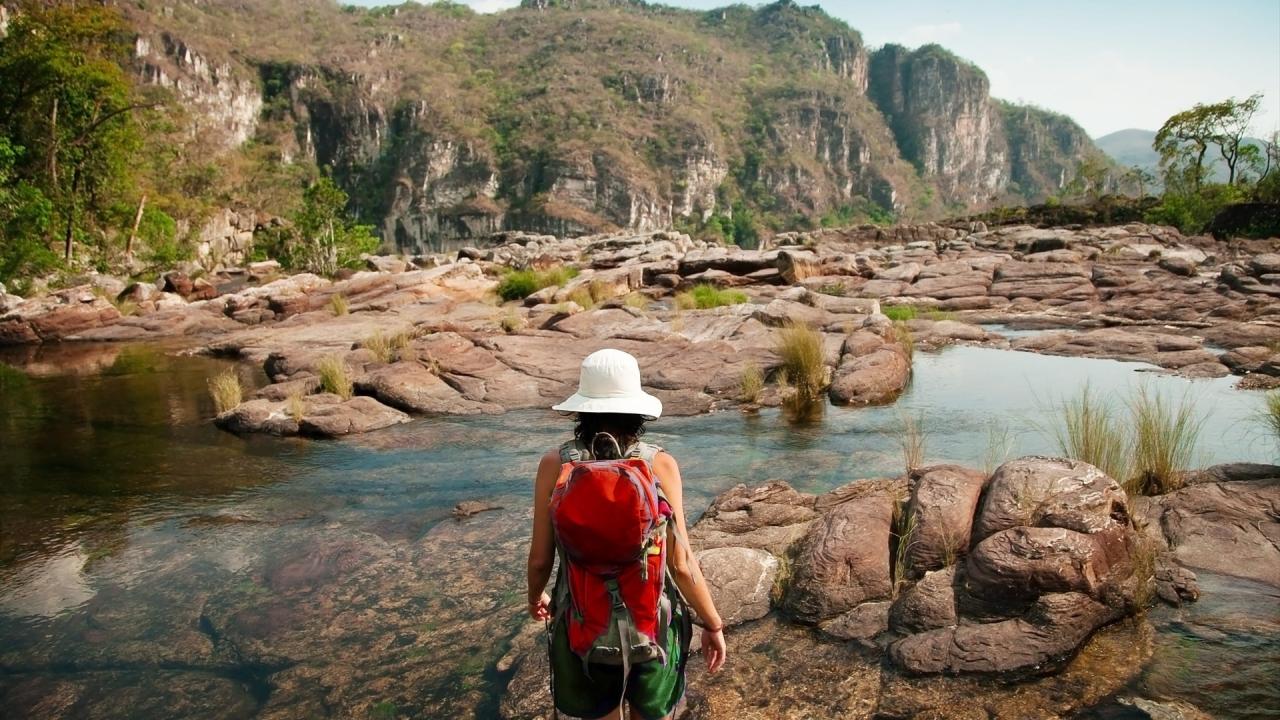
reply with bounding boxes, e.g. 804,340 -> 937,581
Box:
549,603 -> 692,720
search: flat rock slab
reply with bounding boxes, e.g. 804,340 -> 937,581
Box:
215,394 -> 410,437
1145,478 -> 1280,588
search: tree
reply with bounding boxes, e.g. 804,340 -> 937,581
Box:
1126,165 -> 1155,199
292,176 -> 379,275
0,1 -> 148,263
1154,94 -> 1264,189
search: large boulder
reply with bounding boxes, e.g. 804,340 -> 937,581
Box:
973,457 -> 1129,541
689,482 -> 819,558
784,488 -> 894,623
889,565 -> 958,634
965,525 -> 1134,605
888,592 -> 1122,675
695,547 -> 778,627
903,465 -> 988,575
828,340 -> 910,406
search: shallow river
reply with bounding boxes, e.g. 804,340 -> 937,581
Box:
0,342 -> 1276,718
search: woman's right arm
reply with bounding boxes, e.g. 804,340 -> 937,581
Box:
652,451 -> 727,673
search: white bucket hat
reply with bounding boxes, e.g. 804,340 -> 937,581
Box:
552,348 -> 663,420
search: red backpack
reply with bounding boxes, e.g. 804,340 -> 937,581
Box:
549,438 -> 677,670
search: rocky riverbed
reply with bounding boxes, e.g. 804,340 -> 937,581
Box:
2,221 -> 1278,438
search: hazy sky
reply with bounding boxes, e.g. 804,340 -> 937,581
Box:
347,0 -> 1280,138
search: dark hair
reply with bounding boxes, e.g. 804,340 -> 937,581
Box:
574,412 -> 647,459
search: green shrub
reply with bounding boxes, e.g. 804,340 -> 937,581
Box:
882,305 -> 917,322
496,265 -> 580,302
675,283 -> 748,310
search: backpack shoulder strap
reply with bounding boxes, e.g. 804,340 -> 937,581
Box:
629,441 -> 663,464
558,439 -> 590,463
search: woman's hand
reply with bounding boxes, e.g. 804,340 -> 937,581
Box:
701,628 -> 727,673
528,591 -> 551,621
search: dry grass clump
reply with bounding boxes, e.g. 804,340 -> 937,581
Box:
739,363 -> 764,404
499,310 -> 523,333
890,504 -> 918,597
330,293 -> 349,316
897,411 -> 926,473
1041,384 -> 1205,496
207,369 -> 242,414
892,321 -> 914,362
775,323 -> 827,405
1047,384 -> 1131,487
1129,386 -> 1204,495
622,291 -> 649,311
316,355 -> 353,400
286,389 -> 306,423
1261,391 -> 1280,447
982,421 -> 1015,475
567,287 -> 597,310
363,330 -> 413,363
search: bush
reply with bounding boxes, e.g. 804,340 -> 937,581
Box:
207,369 -> 242,414
316,355 -> 353,399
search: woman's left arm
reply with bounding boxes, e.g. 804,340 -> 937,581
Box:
526,449 -> 560,620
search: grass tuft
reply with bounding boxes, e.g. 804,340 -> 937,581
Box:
316,355 -> 354,400
208,369 -> 242,414
1261,391 -> 1280,447
982,420 -> 1015,475
496,265 -> 580,301
739,362 -> 764,404
883,304 -> 952,322
898,411 -> 926,473
1129,385 -> 1204,495
674,283 -> 749,310
892,320 -> 914,363
499,310 -> 523,333
330,294 -> 349,316
1045,383 -> 1131,488
775,323 -> 827,405
286,389 -> 305,423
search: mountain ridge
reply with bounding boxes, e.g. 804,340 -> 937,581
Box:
117,0 -> 1111,251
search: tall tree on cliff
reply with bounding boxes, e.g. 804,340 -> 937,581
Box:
0,0 -> 146,263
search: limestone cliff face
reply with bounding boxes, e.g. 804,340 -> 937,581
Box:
868,44 -> 1103,206
131,34 -> 261,150
868,45 -> 1007,206
120,0 -> 1108,252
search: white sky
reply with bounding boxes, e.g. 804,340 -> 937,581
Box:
347,0 -> 1280,138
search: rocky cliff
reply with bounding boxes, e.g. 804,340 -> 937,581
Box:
116,0 -> 1108,253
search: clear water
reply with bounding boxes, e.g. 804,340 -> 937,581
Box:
0,342 -> 1275,717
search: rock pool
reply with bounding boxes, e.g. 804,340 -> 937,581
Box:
0,342 -> 1275,718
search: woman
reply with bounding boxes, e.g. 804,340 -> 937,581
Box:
527,348 -> 728,720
